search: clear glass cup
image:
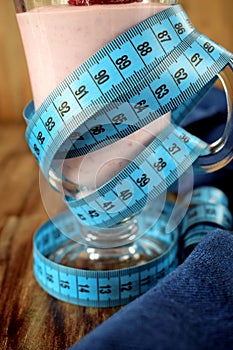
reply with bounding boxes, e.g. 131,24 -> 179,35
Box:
13,0 -> 233,272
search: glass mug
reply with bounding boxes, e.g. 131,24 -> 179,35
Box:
13,0 -> 233,271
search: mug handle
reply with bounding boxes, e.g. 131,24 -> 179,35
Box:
196,63 -> 233,172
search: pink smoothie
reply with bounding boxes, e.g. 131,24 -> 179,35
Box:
17,3 -> 171,195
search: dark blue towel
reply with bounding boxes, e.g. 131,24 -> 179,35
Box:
69,229 -> 233,350
68,88 -> 233,350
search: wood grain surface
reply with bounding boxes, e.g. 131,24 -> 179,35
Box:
0,0 -> 233,349
0,124 -> 121,350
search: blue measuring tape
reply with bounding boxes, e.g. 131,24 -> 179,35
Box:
24,4 -> 233,229
23,5 -> 233,306
186,186 -> 229,207
33,186 -> 232,307
181,203 -> 232,235
180,187 -> 232,261
34,205 -> 179,307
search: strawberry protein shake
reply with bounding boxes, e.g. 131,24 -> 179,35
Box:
16,1 -> 171,195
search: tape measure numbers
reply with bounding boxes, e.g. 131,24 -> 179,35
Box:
24,5 -> 233,230
34,186 -> 232,307
34,206 -> 179,307
187,186 -> 229,207
181,203 -> 233,236
22,5 -> 233,306
180,196 -> 233,261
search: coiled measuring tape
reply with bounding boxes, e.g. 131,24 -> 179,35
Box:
24,4 -> 233,230
33,186 -> 232,307
180,187 -> 232,261
186,186 -> 229,207
34,206 -> 179,307
23,5 -> 233,306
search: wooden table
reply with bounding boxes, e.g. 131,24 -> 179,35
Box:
0,123 -> 120,350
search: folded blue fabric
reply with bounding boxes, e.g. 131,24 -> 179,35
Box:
69,229 -> 233,350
